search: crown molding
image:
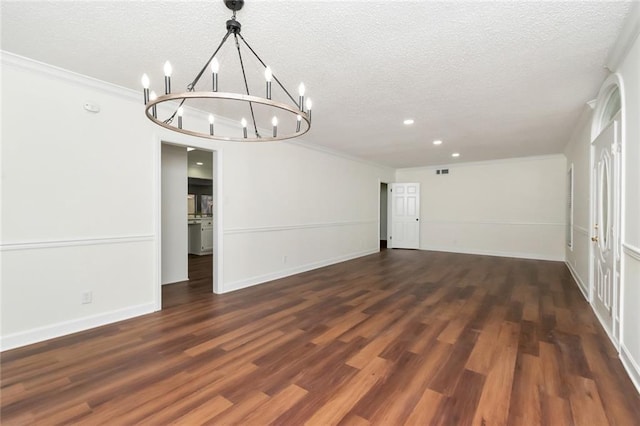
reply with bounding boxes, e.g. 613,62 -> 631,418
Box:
606,3 -> 640,72
287,139 -> 395,172
396,153 -> 566,173
564,102 -> 595,155
1,50 -> 140,102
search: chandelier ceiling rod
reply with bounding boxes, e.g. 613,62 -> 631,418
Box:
233,33 -> 260,138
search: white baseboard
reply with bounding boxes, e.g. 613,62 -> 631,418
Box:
566,260 -> 640,395
620,344 -> 640,395
223,248 -> 379,293
592,305 -> 619,349
162,274 -> 189,286
0,302 -> 156,351
420,245 -> 565,262
565,261 -> 589,300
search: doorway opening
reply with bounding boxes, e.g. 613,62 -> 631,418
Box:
160,143 -> 219,309
380,182 -> 389,249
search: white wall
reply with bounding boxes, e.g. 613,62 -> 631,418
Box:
220,142 -> 393,291
1,55 -> 157,349
564,107 -> 594,295
0,52 -> 394,349
161,144 -> 188,285
618,29 -> 640,389
563,10 -> 640,391
396,155 -> 567,261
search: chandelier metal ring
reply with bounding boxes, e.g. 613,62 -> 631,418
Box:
146,92 -> 311,142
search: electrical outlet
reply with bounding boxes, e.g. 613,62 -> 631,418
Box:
81,291 -> 92,304
283,255 -> 288,264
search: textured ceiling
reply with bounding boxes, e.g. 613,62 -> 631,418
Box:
1,1 -> 633,168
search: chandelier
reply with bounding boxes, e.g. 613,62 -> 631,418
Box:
140,0 -> 312,142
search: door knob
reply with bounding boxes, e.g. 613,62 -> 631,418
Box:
591,236 -> 599,242
416,218 -> 419,221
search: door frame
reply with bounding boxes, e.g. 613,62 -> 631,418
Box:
589,73 -> 625,348
154,133 -> 224,311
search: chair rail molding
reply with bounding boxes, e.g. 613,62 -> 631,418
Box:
622,243 -> 640,261
224,220 -> 377,235
0,235 -> 155,251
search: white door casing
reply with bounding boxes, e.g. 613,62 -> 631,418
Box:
390,183 -> 420,249
591,118 -> 620,342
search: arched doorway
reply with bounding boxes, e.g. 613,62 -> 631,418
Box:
590,75 -> 624,345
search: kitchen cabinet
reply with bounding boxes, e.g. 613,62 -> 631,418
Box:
188,218 -> 213,255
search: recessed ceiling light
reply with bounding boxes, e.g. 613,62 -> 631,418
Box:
196,162 -> 204,166
187,147 -> 195,152
451,153 -> 460,158
403,119 -> 414,125
433,140 -> 443,145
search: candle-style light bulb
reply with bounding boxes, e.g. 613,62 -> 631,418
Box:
149,91 -> 157,118
209,114 -> 215,136
141,73 -> 150,104
211,58 -> 219,92
241,118 -> 248,139
296,114 -> 302,132
265,66 -> 273,99
210,58 -> 220,74
177,106 -> 184,129
298,82 -> 306,112
272,116 -> 278,138
306,98 -> 312,121
163,61 -> 172,94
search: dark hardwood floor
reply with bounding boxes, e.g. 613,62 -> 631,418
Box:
161,254 -> 214,310
2,250 -> 639,425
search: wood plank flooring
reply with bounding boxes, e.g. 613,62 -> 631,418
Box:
161,254 -> 215,310
2,250 -> 639,425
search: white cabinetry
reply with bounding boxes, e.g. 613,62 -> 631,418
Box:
188,218 -> 213,255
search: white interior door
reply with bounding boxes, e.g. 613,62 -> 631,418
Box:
591,119 -> 619,339
390,183 -> 420,249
